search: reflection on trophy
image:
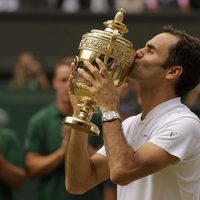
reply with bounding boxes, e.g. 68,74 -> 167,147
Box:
64,8 -> 136,136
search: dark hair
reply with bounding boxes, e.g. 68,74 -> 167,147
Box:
161,25 -> 200,97
55,56 -> 74,69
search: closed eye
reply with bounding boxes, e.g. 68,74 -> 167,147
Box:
146,44 -> 156,53
147,48 -> 154,54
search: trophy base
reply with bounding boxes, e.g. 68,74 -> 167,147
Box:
64,116 -> 100,136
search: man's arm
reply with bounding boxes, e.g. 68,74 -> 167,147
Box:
65,129 -> 109,194
0,154 -> 26,190
25,148 -> 65,179
65,70 -> 110,194
76,58 -> 179,185
103,120 -> 178,185
25,125 -> 70,179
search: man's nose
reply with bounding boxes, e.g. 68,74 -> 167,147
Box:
136,48 -> 144,58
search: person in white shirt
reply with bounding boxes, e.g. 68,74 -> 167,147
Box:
65,25 -> 200,200
0,0 -> 19,12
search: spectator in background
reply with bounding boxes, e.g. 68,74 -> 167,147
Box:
19,0 -> 48,10
61,0 -> 80,13
61,0 -> 114,13
184,83 -> 200,117
24,57 -> 103,200
145,0 -> 190,12
0,0 -> 19,12
90,0 -> 114,13
115,0 -> 146,14
60,0 -> 199,12
9,52 -> 50,92
0,126 -> 26,200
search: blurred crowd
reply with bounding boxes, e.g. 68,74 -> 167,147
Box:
0,0 -> 199,13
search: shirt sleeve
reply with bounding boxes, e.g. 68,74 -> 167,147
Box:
24,116 -> 45,153
1,129 -> 24,168
149,117 -> 200,161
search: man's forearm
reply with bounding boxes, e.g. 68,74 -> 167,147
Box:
25,149 -> 65,179
65,129 -> 94,194
103,120 -> 136,185
0,154 -> 26,189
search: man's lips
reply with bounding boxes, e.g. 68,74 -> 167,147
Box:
131,59 -> 138,68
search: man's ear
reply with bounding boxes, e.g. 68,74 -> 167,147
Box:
166,66 -> 183,80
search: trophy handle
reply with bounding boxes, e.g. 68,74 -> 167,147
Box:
104,29 -> 118,65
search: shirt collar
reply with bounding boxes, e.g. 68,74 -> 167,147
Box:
141,97 -> 181,122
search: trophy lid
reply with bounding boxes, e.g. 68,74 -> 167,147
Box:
76,8 -> 136,89
78,8 -> 135,67
103,8 -> 128,36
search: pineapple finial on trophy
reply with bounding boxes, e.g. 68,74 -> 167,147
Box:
115,8 -> 125,23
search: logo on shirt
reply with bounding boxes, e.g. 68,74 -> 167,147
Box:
144,134 -> 148,137
169,131 -> 178,137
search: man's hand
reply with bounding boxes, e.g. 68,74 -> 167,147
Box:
77,58 -> 121,113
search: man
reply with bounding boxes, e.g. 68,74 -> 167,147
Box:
65,25 -> 200,200
0,126 -> 26,200
24,58 -> 102,200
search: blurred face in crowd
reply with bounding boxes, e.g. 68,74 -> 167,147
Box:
14,52 -> 41,78
131,32 -> 179,88
53,64 -> 71,105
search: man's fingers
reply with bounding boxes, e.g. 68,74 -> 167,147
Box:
83,60 -> 101,80
77,67 -> 96,85
95,58 -> 109,77
70,62 -> 75,73
76,80 -> 91,91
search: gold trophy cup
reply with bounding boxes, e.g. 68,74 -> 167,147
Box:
64,8 -> 136,136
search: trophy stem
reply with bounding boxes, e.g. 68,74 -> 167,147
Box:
78,101 -> 96,121
64,101 -> 100,136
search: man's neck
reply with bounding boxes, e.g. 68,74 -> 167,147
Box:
140,86 -> 177,120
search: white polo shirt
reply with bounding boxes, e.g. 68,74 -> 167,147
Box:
98,98 -> 200,200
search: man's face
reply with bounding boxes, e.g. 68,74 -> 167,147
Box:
131,33 -> 179,88
53,64 -> 71,103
